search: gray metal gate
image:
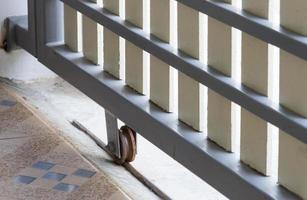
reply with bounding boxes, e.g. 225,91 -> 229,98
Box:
4,0 -> 307,199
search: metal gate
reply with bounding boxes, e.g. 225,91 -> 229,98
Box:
4,0 -> 307,199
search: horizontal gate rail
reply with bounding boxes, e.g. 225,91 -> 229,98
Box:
43,43 -> 296,200
61,0 -> 307,146
178,0 -> 307,62
6,0 -> 305,199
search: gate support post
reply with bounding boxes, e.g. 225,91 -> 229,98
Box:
105,110 -> 121,158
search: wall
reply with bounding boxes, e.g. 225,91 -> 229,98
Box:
0,0 -> 56,81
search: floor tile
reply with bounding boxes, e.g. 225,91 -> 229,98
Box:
61,175 -> 89,186
40,143 -> 91,169
18,167 -> 47,178
0,99 -> 17,112
42,172 -> 66,181
0,136 -> 60,180
31,178 -> 59,190
0,87 -> 131,200
0,137 -> 28,159
0,116 -> 54,139
73,169 -> 96,178
66,173 -> 118,200
0,103 -> 33,128
53,183 -> 79,193
0,180 -> 69,200
32,161 -> 55,171
0,115 -> 52,140
0,99 -> 17,107
13,175 -> 36,185
49,165 -> 76,175
0,89 -> 15,103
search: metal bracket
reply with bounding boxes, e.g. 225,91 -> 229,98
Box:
105,110 -> 121,158
3,17 -> 25,52
3,0 -> 38,56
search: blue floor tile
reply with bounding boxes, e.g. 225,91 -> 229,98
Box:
42,172 -> 66,181
32,161 -> 55,170
13,175 -> 36,184
53,183 -> 79,192
73,169 -> 96,178
0,100 -> 16,107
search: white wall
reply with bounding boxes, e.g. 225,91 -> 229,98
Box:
0,0 -> 56,81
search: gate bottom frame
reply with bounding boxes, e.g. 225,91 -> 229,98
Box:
4,8 -> 300,200
42,44 -> 298,200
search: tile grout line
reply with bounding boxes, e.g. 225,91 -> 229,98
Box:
0,136 -> 29,141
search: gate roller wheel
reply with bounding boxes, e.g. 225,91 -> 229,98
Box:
114,125 -> 137,165
114,131 -> 129,165
121,126 -> 137,162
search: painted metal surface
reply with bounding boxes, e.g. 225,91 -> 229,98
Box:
54,0 -> 307,146
103,0 -> 121,79
279,0 -> 307,198
177,3 -> 205,131
105,110 -> 121,158
240,0 -> 272,176
38,44 -> 297,199
6,0 -> 307,199
207,0 -> 233,151
149,0 -> 174,112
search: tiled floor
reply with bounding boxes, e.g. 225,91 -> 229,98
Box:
0,87 -> 130,200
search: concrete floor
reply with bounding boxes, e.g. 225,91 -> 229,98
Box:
0,77 -> 227,200
0,86 -> 130,200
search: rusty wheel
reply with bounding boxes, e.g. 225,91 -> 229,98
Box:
120,126 -> 136,162
114,126 -> 137,165
114,131 -> 129,165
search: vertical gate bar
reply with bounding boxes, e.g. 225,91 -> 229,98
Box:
150,0 -> 174,112
240,0 -> 272,176
207,0 -> 234,151
125,0 -> 148,94
105,110 -> 121,157
177,3 -> 204,131
44,0 -> 64,44
279,0 -> 307,197
64,4 -> 82,52
28,0 -> 37,55
35,0 -> 63,58
82,0 -> 102,64
103,0 -> 122,79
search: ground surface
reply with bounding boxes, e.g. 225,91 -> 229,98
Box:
0,77 -> 226,200
0,86 -> 132,200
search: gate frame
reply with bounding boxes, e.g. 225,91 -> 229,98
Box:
5,0 -> 305,199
